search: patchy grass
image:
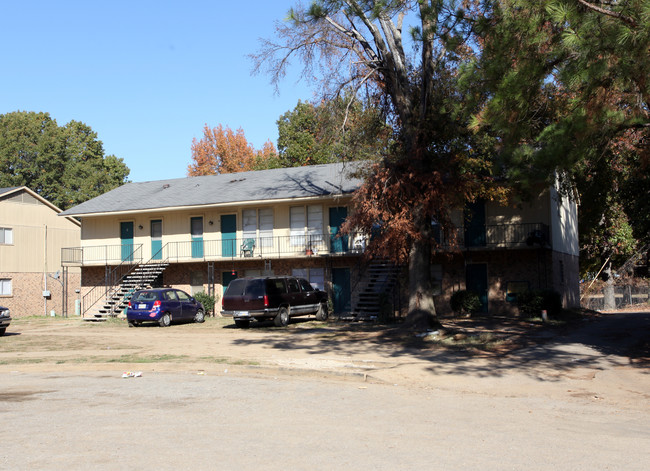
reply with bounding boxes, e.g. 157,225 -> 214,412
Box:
422,331 -> 508,352
0,358 -> 45,365
198,356 -> 260,366
104,354 -> 189,363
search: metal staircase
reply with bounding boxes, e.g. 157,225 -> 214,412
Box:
350,261 -> 401,320
86,262 -> 169,320
619,244 -> 649,276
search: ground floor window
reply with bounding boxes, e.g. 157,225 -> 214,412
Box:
0,279 -> 12,296
0,227 -> 13,245
292,268 -> 325,291
190,271 -> 204,295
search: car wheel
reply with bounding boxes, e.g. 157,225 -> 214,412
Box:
274,307 -> 290,327
315,303 -> 328,321
128,320 -> 137,328
194,309 -> 205,323
159,313 -> 171,327
234,319 -> 250,329
0,327 -> 5,336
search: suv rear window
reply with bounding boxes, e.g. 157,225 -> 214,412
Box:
246,279 -> 265,297
225,279 -> 247,296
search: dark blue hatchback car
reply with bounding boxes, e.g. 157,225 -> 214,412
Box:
126,288 -> 205,327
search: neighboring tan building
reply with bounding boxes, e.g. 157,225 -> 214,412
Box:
0,187 -> 81,317
58,162 -> 579,319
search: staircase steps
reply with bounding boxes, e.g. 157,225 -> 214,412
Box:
348,262 -> 401,321
85,263 -> 169,320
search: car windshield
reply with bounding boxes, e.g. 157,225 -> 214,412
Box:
131,291 -> 160,302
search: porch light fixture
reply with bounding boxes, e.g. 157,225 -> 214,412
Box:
209,220 -> 214,225
138,225 -> 143,230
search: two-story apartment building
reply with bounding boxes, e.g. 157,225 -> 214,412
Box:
58,162 -> 579,319
1,187 -> 81,317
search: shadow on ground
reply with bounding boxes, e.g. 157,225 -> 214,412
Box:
230,312 -> 650,381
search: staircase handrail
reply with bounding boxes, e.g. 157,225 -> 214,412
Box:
618,243 -> 650,275
81,245 -> 144,315
85,245 -> 172,317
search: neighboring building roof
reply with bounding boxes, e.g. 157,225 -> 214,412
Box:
0,186 -> 81,226
59,162 -> 366,217
0,187 -> 20,196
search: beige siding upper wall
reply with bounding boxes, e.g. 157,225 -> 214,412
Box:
0,192 -> 81,273
486,190 -> 551,226
550,185 -> 579,256
80,197 -> 352,253
448,190 -> 552,227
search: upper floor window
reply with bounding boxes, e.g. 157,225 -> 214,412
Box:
0,227 -> 13,245
243,208 -> 274,247
290,205 -> 323,246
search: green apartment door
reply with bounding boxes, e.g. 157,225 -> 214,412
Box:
191,217 -> 204,258
120,221 -> 134,262
464,201 -> 486,247
329,207 -> 348,253
332,268 -> 351,314
466,263 -> 488,313
151,219 -> 162,260
222,271 -> 238,296
221,215 -> 236,257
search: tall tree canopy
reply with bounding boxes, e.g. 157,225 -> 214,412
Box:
0,111 -> 129,210
188,124 -> 278,175
277,95 -> 391,166
470,0 -> 650,275
254,1 -> 650,323
254,0 -> 508,327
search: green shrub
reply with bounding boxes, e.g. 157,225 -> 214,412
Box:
194,291 -> 218,316
517,289 -> 562,317
450,290 -> 481,316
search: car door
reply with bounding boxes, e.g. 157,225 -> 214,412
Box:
298,278 -> 318,314
175,289 -> 197,319
286,278 -> 304,314
162,290 -> 182,319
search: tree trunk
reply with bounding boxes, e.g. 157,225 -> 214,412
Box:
405,220 -> 440,330
603,262 -> 616,311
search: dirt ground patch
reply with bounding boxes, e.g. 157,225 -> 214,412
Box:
1,311 -> 648,401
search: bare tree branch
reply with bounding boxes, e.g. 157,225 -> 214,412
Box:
577,0 -> 638,28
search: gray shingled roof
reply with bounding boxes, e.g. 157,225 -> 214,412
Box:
59,162 -> 366,217
0,187 -> 20,196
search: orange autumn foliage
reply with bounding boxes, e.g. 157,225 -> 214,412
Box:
188,124 -> 275,175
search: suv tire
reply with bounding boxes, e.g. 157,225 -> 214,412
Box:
274,307 -> 290,327
235,319 -> 250,328
315,303 -> 328,321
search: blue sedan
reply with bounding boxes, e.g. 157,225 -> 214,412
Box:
126,288 -> 204,327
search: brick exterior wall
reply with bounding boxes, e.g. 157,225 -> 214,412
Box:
0,271 -> 81,318
432,247 -> 578,316
77,247 -> 578,319
79,256 -> 362,316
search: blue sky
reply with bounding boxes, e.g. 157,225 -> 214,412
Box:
1,1 -> 314,182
